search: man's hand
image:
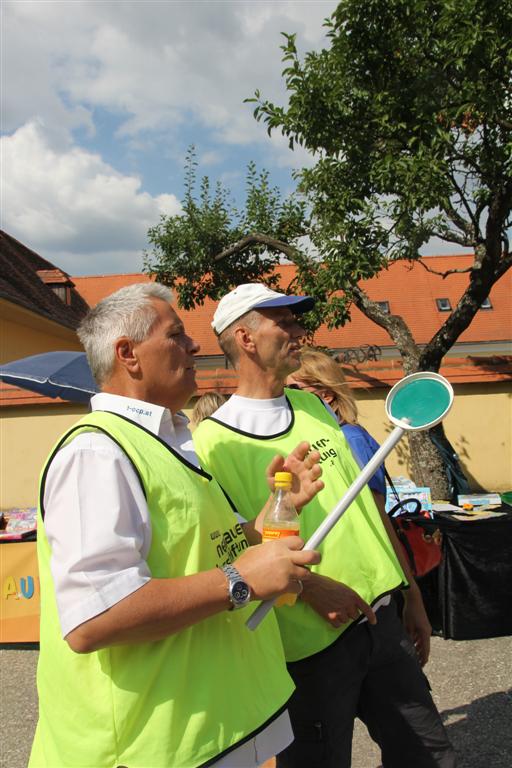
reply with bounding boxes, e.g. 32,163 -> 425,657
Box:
402,585 -> 431,666
235,536 -> 321,601
266,441 -> 324,511
245,442 -> 323,543
301,573 -> 377,628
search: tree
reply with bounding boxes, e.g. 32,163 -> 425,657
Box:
146,0 -> 511,498
146,146 -> 308,310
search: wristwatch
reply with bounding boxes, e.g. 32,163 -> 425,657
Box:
221,564 -> 252,610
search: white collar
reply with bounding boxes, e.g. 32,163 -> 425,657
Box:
90,393 -> 186,440
229,393 -> 288,409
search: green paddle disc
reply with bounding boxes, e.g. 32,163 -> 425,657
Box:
386,373 -> 453,431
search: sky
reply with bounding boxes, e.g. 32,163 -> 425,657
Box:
2,0 -> 475,280
2,0 -> 338,276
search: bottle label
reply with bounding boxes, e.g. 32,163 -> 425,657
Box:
275,593 -> 298,607
262,527 -> 300,541
262,523 -> 300,608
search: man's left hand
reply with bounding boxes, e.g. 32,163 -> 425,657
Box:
402,586 -> 431,666
266,441 -> 324,511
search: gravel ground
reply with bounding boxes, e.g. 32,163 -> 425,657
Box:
1,635 -> 511,768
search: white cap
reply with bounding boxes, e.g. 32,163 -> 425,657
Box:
212,283 -> 315,335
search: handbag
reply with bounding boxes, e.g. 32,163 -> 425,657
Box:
386,472 -> 443,578
388,505 -> 443,578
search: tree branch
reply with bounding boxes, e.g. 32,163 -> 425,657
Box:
430,228 -> 474,247
417,260 -> 473,280
214,233 -> 297,262
446,171 -> 479,237
496,117 -> 512,131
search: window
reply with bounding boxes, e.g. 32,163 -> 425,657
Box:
436,298 -> 452,312
480,297 -> 493,310
376,301 -> 390,314
49,284 -> 71,304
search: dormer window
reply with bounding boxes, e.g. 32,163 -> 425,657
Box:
480,297 -> 493,310
436,298 -> 452,311
36,269 -> 73,305
376,301 -> 390,314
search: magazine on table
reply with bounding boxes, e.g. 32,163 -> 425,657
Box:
0,507 -> 37,540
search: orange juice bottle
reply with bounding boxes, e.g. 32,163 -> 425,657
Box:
262,471 -> 300,606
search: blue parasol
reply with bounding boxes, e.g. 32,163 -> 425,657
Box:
0,351 -> 98,403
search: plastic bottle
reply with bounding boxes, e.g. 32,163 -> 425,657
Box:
262,471 -> 300,606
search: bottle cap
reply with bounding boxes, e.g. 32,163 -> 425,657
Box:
274,471 -> 292,487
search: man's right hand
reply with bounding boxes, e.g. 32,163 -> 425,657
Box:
235,537 -> 320,601
300,573 -> 377,628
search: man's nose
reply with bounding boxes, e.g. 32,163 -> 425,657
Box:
188,336 -> 200,354
293,320 -> 305,337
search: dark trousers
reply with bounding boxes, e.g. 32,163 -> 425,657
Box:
276,603 -> 456,768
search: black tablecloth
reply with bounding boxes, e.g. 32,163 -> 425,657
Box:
418,505 -> 512,640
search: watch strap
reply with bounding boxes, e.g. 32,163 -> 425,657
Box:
220,564 -> 251,610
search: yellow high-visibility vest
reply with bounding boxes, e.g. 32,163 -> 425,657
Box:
30,411 -> 293,768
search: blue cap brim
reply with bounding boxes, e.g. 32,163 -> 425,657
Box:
254,295 -> 315,314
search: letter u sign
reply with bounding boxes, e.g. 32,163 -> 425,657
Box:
20,576 -> 34,599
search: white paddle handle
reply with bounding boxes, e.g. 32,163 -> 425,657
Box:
246,423 -> 408,631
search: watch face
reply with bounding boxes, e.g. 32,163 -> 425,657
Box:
232,580 -> 250,603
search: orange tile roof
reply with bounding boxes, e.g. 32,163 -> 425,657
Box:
72,273 -> 153,307
315,256 -> 511,350
72,256 -> 511,356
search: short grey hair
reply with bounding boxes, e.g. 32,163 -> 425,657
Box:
78,282 -> 173,385
217,310 -> 262,368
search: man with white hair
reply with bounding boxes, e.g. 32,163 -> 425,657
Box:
29,282 -> 323,768
194,283 -> 456,768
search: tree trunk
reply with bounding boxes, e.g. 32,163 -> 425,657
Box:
349,285 -> 455,496
407,430 -> 451,500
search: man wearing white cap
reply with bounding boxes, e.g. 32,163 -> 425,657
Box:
193,283 -> 455,768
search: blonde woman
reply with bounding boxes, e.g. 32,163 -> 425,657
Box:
287,347 -> 386,511
190,391 -> 228,430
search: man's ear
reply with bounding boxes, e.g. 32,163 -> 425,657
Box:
233,325 -> 256,354
114,337 -> 140,374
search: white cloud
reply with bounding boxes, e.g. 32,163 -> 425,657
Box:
2,1 -> 337,272
50,248 -> 149,277
2,122 -> 181,273
3,0 -> 334,154
2,1 -> 96,145
198,150 -> 224,167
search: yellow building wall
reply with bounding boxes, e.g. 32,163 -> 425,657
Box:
0,300 -> 82,363
0,297 -> 89,507
0,298 -> 88,507
1,405 -> 88,508
354,382 -> 512,493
